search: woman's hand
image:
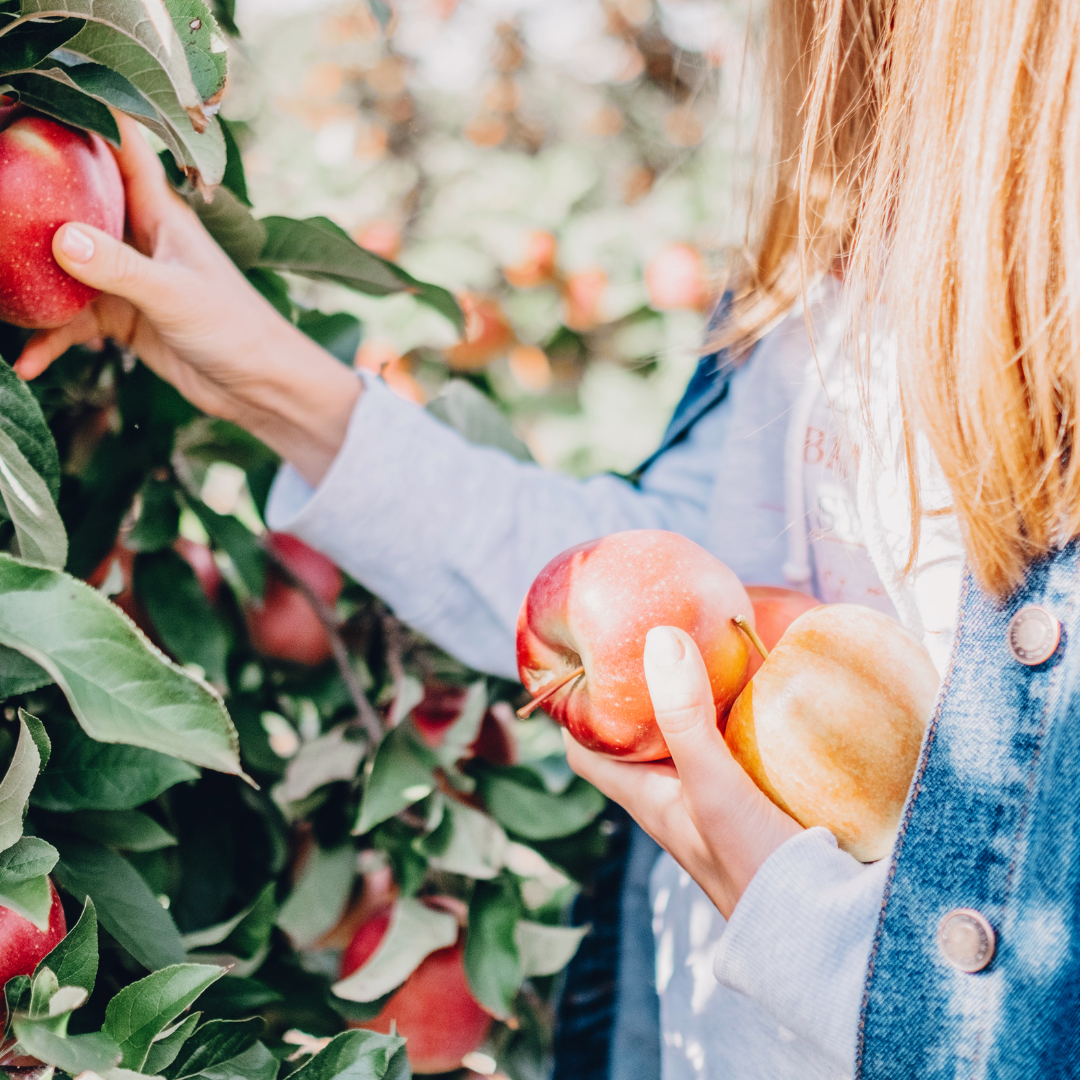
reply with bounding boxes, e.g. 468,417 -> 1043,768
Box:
14,112 -> 361,487
565,626 -> 803,919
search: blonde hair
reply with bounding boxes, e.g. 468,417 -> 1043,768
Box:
845,0 -> 1080,595
714,0 -> 887,354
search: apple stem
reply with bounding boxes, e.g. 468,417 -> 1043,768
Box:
517,665 -> 586,719
732,615 -> 770,662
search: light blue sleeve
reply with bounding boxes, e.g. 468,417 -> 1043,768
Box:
711,827 -> 888,1074
265,375 -> 733,679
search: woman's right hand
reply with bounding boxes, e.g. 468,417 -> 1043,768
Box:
15,112 -> 362,486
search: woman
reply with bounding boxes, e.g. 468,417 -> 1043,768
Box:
15,1 -> 1045,1076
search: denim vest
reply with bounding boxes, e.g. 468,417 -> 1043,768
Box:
860,542 -> 1080,1077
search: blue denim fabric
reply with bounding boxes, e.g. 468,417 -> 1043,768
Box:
860,541 -> 1080,1077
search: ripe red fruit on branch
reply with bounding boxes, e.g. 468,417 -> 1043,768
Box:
0,881 -> 66,1016
516,530 -> 753,760
340,904 -> 493,1075
0,106 -> 124,329
246,533 -> 343,666
743,585 -> 821,678
724,604 -> 939,862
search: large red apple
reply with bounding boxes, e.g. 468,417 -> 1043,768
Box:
743,585 -> 821,678
0,106 -> 124,329
724,604 -> 939,862
246,533 -> 343,666
340,904 -> 493,1075
516,530 -> 753,760
0,881 -> 66,1019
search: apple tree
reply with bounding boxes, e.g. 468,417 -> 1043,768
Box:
0,4 -> 609,1079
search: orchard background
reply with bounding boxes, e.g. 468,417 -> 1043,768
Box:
0,3 -> 754,1080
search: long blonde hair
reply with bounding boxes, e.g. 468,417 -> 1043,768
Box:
843,0 -> 1080,595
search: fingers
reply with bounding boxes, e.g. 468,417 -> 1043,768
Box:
643,627 -> 738,785
52,223 -> 180,314
111,112 -> 186,245
14,295 -> 138,379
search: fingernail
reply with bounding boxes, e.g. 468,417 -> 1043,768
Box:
60,225 -> 95,263
645,626 -> 685,669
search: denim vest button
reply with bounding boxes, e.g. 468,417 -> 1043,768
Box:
1007,605 -> 1061,665
937,908 -> 995,972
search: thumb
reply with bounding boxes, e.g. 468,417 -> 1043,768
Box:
644,626 -> 734,786
53,222 -> 175,312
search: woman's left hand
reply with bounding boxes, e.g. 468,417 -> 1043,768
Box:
564,626 -> 803,919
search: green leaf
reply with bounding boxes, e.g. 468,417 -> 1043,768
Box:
246,267 -> 292,320
185,186 -> 267,271
0,872 -> 50,928
514,920 -> 589,977
55,809 -> 178,852
353,723 -> 437,836
127,478 -> 181,552
103,963 -> 225,1070
288,1030 -> 409,1080
0,424 -> 68,568
52,837 -> 188,971
182,882 -> 276,962
256,216 -> 463,332
420,799 -> 507,881
464,875 -> 522,1020
0,554 -> 242,776
275,843 -> 355,950
297,311 -> 362,367
332,897 -> 457,1004
4,976 -> 31,1034
191,1038 -> 279,1080
42,55 -> 159,118
0,16 -> 82,68
0,711 -> 42,852
277,723 -> 366,803
0,645 -> 52,698
164,1016 -> 261,1079
427,382 -> 533,463
476,767 -> 606,840
218,116 -> 250,205
0,71 -> 120,143
0,358 -> 60,511
143,1011 -> 201,1076
134,549 -> 231,683
11,1021 -> 121,1075
31,716 -> 199,812
186,498 -> 266,599
167,0 -> 226,104
34,897 -> 98,996
22,710 -> 51,771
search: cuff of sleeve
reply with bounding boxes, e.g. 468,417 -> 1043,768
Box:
712,827 -> 888,1074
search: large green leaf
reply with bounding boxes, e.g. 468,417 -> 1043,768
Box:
287,1030 -> 409,1080
0,711 -> 42,851
52,837 -> 188,971
0,555 -> 242,775
256,216 -> 464,332
53,808 -> 178,851
464,875 -> 522,1020
476,766 -> 606,840
34,897 -> 99,996
0,15 -> 82,69
0,836 -> 58,928
11,1021 -> 121,1075
0,645 -> 51,698
0,69 -> 120,143
0,358 -> 60,508
31,715 -> 199,811
275,843 -> 355,950
182,881 -> 276,962
103,963 -> 225,1070
143,1011 -> 201,1075
186,186 -> 267,270
163,1016 -> 262,1079
0,425 -> 67,569
514,919 -> 589,977
353,722 -> 438,836
332,898 -> 457,1004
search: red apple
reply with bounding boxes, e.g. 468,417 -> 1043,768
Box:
340,903 -> 493,1075
743,585 -> 822,678
246,533 -> 343,666
504,230 -> 557,289
445,294 -> 514,370
516,530 -> 753,760
412,684 -> 517,765
724,604 -> 939,862
0,106 -> 124,329
644,243 -> 709,311
0,881 -> 66,1020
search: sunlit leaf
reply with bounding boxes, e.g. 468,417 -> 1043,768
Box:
514,919 -> 589,977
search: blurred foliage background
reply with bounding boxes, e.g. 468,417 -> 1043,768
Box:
227,0 -> 756,476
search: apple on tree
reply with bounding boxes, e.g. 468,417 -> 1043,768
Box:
0,881 -> 66,1022
516,530 -> 753,760
0,105 -> 124,329
339,901 -> 493,1075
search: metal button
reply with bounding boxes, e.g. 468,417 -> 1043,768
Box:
1007,605 -> 1061,665
937,908 -> 995,972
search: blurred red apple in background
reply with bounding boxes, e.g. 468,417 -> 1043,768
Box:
645,243 -> 709,311
0,106 -> 124,329
744,585 -> 821,678
246,533 -> 343,665
0,881 -> 66,1022
724,604 -> 939,861
516,530 -> 753,760
445,294 -> 514,370
340,901 -> 493,1074
561,269 -> 607,331
504,230 -> 557,288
